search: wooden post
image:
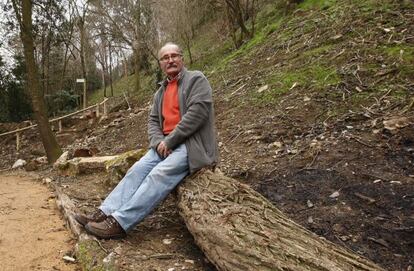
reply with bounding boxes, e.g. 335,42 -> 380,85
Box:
96,104 -> 100,117
58,120 -> 63,132
83,81 -> 87,109
16,132 -> 21,151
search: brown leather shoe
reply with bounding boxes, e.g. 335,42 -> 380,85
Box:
85,216 -> 126,239
74,209 -> 107,227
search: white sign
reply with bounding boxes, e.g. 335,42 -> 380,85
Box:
76,78 -> 85,83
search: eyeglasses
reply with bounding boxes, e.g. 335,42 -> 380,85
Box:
159,53 -> 182,62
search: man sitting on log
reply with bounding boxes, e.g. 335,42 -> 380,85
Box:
75,42 -> 218,239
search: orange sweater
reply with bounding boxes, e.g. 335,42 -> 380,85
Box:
162,80 -> 180,135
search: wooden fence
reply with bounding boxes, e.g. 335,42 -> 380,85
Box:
0,98 -> 109,151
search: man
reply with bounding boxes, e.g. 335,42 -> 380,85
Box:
75,42 -> 218,239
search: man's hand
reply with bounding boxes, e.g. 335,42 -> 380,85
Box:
157,141 -> 172,158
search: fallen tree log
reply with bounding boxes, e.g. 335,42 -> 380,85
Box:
177,170 -> 385,271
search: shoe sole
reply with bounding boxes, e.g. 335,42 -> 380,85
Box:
84,224 -> 126,240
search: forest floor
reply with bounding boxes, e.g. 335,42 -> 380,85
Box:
0,173 -> 76,271
0,1 -> 413,270
0,94 -> 413,270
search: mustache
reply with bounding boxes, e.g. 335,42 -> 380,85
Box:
167,64 -> 177,68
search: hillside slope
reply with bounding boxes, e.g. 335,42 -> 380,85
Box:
209,1 -> 414,269
1,0 -> 413,270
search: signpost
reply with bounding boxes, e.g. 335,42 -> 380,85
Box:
76,78 -> 86,109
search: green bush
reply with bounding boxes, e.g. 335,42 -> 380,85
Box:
45,90 -> 79,117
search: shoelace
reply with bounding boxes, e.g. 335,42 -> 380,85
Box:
104,217 -> 117,228
92,210 -> 105,220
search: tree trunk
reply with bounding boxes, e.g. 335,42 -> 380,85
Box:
177,170 -> 385,271
133,47 -> 141,94
101,66 -> 106,97
59,45 -> 69,91
225,0 -> 253,43
12,0 -> 62,163
225,2 -> 242,48
59,25 -> 74,91
123,56 -> 128,77
108,43 -> 114,97
78,19 -> 88,107
41,33 -> 46,95
182,32 -> 193,65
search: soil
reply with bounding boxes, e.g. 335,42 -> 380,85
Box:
0,172 -> 76,271
3,99 -> 412,270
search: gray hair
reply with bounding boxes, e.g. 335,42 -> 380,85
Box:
158,42 -> 183,59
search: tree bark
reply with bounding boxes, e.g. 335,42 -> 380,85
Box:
122,50 -> 128,77
77,17 -> 88,107
12,0 -> 62,163
101,65 -> 106,97
177,170 -> 385,271
108,43 -> 114,97
225,0 -> 252,39
182,31 -> 193,65
133,47 -> 141,94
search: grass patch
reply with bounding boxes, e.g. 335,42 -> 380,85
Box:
216,18 -> 284,71
349,91 -> 371,104
88,75 -> 134,105
189,26 -> 234,72
251,64 -> 340,104
302,44 -> 334,58
298,0 -> 336,10
391,88 -> 407,99
382,44 -> 414,62
400,64 -> 414,78
88,73 -> 157,106
359,0 -> 414,16
271,64 -> 340,90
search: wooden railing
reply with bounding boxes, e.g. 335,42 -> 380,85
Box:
0,98 -> 109,151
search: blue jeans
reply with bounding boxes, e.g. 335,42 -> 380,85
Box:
99,144 -> 189,231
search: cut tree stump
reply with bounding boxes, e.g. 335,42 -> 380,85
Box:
177,170 -> 385,271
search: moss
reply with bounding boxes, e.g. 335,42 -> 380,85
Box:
105,149 -> 146,169
76,240 -> 115,271
105,149 -> 147,187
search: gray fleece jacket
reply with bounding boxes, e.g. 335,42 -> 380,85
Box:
148,68 -> 218,174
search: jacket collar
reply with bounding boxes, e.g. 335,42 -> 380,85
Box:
158,67 -> 187,87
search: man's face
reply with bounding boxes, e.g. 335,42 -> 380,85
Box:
159,46 -> 184,78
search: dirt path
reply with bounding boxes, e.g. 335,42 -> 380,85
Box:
0,174 -> 76,271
